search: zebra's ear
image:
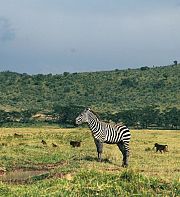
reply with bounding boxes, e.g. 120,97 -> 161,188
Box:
86,107 -> 91,111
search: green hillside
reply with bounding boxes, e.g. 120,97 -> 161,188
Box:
0,64 -> 180,112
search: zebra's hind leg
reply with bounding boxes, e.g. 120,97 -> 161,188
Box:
117,141 -> 129,167
94,138 -> 103,162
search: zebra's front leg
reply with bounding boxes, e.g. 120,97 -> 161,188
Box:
94,138 -> 103,162
117,142 -> 129,167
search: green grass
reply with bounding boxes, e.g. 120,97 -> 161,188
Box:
0,127 -> 180,196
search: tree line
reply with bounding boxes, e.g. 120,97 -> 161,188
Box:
101,106 -> 180,129
0,64 -> 179,113
0,105 -> 179,129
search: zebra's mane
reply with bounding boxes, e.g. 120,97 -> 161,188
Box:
89,109 -> 101,120
88,109 -> 124,127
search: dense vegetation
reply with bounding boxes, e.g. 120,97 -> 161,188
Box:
0,64 -> 179,111
0,105 -> 179,129
0,64 -> 179,128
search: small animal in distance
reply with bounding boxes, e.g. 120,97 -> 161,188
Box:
52,143 -> 58,147
70,141 -> 81,147
154,143 -> 168,153
41,140 -> 47,145
14,133 -> 23,138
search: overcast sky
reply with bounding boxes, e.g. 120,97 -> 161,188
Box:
0,0 -> 180,74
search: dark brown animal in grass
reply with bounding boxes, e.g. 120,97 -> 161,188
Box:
14,133 -> 23,138
70,141 -> 81,148
154,143 -> 168,153
52,143 -> 58,147
41,140 -> 47,145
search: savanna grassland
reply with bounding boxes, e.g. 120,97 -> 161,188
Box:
0,127 -> 179,196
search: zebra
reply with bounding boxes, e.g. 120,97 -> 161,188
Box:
75,108 -> 131,167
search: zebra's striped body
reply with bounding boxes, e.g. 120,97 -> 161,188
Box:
76,108 -> 131,167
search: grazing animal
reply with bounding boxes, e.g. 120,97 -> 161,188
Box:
14,133 -> 23,138
1,143 -> 7,146
41,140 -> 47,145
75,108 -> 131,167
70,141 -> 81,147
52,143 -> 58,147
154,143 -> 168,153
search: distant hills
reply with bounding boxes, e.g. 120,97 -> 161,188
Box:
0,64 -> 179,113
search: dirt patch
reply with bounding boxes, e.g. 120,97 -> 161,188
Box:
35,160 -> 68,170
13,160 -> 68,172
54,173 -> 74,181
0,161 -> 73,184
0,169 -> 49,184
104,167 -> 121,172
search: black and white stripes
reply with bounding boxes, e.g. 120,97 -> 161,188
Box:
76,108 -> 131,167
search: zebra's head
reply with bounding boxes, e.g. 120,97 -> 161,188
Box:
75,108 -> 91,125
